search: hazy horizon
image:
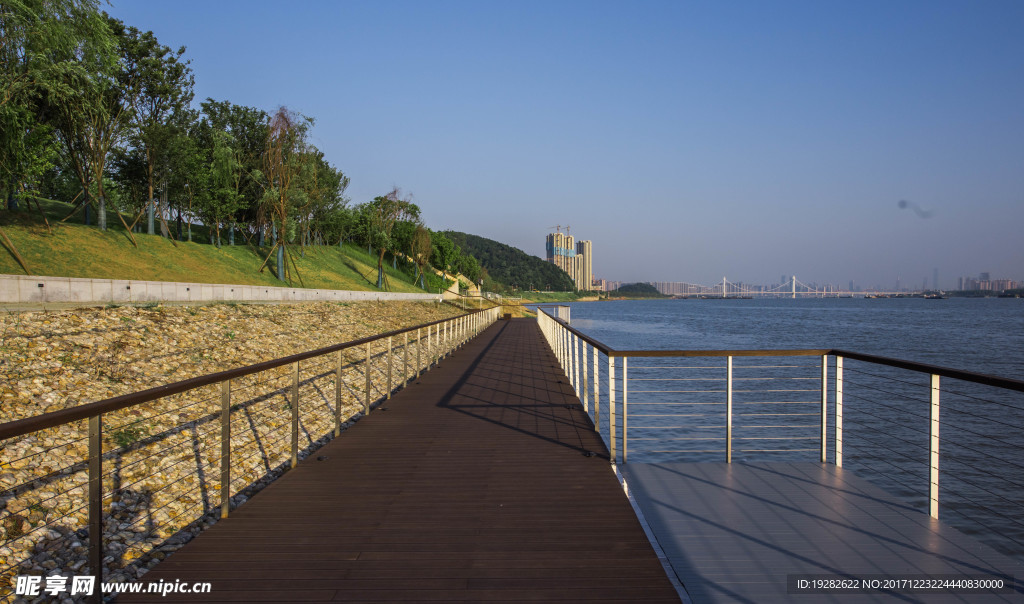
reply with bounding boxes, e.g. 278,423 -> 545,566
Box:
107,0 -> 1024,290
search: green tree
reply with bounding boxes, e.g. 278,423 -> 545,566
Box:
293,147 -> 349,251
46,14 -> 136,234
200,99 -> 267,240
321,204 -> 356,246
165,116 -> 209,242
430,230 -> 459,280
118,21 -> 194,236
260,106 -> 312,283
358,188 -> 419,289
0,0 -> 109,211
191,130 -> 241,245
410,225 -> 431,289
457,252 -> 482,284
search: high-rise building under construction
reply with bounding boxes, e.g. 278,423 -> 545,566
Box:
546,232 -> 593,291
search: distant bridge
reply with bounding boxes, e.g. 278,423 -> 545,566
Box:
653,276 -> 921,298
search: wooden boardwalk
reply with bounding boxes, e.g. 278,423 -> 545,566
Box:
623,462 -> 1024,603
120,318 -> 680,602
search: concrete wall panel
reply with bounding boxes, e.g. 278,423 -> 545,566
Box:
18,277 -> 44,303
1,274 -> 442,307
0,277 -> 18,303
111,280 -> 132,303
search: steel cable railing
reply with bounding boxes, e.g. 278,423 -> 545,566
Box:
0,305 -> 500,602
537,308 -> 1024,561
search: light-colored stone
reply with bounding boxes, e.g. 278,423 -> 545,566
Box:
1,299 -> 479,591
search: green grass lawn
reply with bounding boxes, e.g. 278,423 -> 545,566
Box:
0,199 -> 439,293
520,291 -> 583,303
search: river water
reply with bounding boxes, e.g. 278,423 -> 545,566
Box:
566,297 -> 1024,375
558,297 -> 1024,559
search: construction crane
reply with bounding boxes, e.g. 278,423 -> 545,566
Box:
548,225 -> 561,233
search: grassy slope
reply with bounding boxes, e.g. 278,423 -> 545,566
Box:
520,291 -> 581,303
0,200 -> 430,293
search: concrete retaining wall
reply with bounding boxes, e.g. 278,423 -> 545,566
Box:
0,274 -> 443,307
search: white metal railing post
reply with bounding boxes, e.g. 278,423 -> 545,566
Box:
573,334 -> 580,394
568,332 -> 574,390
821,354 -> 828,463
564,329 -> 571,383
555,320 -> 560,364
582,342 -> 589,413
726,356 -> 733,463
930,374 -> 940,519
622,356 -> 628,464
609,356 -> 616,463
553,318 -> 558,362
835,356 -> 843,467
565,327 -> 573,374
593,346 -> 600,430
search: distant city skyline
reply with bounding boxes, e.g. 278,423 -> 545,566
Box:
622,272 -> 1021,295
596,271 -> 1021,294
106,1 -> 1024,288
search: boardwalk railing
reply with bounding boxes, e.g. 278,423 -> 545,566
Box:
538,308 -> 1024,560
0,305 -> 500,602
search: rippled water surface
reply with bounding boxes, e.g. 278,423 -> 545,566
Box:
567,297 -> 1024,375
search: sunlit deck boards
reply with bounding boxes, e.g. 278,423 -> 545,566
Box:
622,462 -> 1024,603
119,318 -> 680,602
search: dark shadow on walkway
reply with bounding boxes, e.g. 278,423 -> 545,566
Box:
119,318 -> 680,603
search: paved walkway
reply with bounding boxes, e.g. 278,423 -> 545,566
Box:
121,318 -> 680,602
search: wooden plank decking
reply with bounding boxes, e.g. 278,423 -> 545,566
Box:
623,462 -> 1024,603
119,318 -> 680,602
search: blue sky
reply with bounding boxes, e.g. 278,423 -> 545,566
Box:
106,0 -> 1024,289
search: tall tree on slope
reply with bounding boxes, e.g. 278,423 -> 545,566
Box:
260,106 -> 311,283
360,188 -> 419,290
119,21 -> 194,237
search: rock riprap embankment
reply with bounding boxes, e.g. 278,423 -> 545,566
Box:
0,301 -> 464,601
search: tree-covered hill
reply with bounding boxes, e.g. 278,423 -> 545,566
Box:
611,282 -> 668,298
444,232 -> 575,292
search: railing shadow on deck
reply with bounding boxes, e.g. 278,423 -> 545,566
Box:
430,320 -> 608,459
